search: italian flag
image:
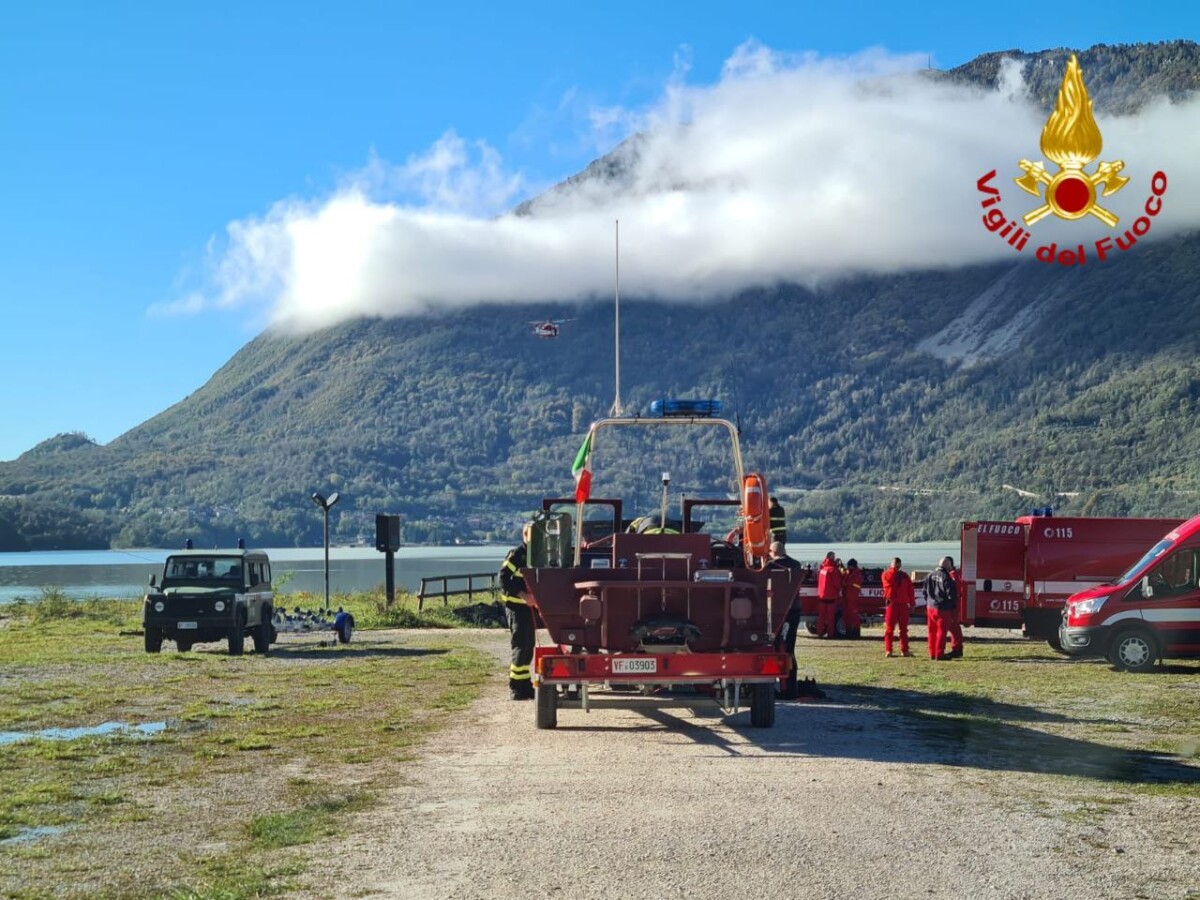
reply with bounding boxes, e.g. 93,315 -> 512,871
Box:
571,433 -> 593,504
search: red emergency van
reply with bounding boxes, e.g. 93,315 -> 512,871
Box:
1059,514 -> 1200,672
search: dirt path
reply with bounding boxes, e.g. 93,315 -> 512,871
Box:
299,632 -> 1199,900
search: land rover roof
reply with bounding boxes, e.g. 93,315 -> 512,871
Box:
165,549 -> 268,560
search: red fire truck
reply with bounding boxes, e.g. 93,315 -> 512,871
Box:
960,514 -> 1183,646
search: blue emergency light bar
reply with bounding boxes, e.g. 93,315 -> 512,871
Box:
650,398 -> 723,418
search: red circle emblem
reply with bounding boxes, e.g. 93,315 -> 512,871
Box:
1053,175 -> 1091,214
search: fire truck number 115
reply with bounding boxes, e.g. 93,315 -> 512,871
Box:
1043,527 -> 1074,539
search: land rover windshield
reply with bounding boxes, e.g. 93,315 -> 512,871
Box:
164,556 -> 243,582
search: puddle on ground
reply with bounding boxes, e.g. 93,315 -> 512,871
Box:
0,826 -> 68,846
0,721 -> 167,746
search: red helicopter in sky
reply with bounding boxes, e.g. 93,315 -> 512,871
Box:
529,318 -> 573,339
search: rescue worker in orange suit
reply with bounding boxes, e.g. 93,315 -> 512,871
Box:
769,497 -> 787,544
881,557 -> 915,657
499,523 -> 536,700
816,551 -> 843,638
842,558 -> 863,639
769,541 -> 802,698
924,556 -> 959,660
945,563 -> 966,658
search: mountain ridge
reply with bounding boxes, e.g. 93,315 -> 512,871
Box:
2,40 -> 1198,550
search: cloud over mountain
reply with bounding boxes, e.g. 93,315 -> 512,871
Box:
182,42 -> 1200,330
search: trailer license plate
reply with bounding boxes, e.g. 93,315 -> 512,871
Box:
612,657 -> 657,674
177,621 -> 198,629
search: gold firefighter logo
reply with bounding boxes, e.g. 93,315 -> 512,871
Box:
1015,54 -> 1128,226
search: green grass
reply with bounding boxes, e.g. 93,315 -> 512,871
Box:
249,792 -> 375,849
0,593 -> 495,900
799,626 -> 1200,796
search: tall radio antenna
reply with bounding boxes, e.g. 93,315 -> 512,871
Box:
611,219 -> 622,416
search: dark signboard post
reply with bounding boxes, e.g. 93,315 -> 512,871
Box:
375,514 -> 401,606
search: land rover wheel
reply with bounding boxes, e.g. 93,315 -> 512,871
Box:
176,639 -> 193,652
1107,627 -> 1159,673
750,682 -> 775,728
253,606 -> 273,655
228,614 -> 245,656
535,683 -> 558,729
144,627 -> 163,654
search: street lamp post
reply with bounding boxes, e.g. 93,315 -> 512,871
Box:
311,491 -> 340,610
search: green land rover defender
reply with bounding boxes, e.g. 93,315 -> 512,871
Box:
142,547 -> 276,656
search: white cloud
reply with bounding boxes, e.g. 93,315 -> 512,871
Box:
181,42 -> 1200,330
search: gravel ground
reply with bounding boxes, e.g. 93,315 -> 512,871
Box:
298,631 -> 1200,900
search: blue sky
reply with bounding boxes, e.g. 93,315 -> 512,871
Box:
0,1 -> 1195,461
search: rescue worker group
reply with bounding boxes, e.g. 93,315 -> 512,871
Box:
497,498 -> 965,702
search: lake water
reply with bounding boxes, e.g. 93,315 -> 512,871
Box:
0,546 -> 512,604
0,541 -> 959,604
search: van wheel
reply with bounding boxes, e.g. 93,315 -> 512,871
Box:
1107,627 -> 1159,673
833,610 -> 846,638
1046,633 -> 1068,654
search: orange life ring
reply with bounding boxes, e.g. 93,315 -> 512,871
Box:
742,473 -> 770,570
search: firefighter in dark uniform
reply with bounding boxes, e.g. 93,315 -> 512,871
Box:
769,541 -> 802,699
500,523 -> 536,700
769,497 -> 787,544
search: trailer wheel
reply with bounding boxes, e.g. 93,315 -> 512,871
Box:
804,620 -> 817,636
336,613 -> 355,644
1107,627 -> 1159,673
535,683 -> 558,729
144,627 -> 163,654
749,683 -> 775,728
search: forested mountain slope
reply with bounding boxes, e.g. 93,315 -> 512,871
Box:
1,41 -> 1197,550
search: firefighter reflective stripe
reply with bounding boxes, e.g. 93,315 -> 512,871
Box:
510,663 -> 531,681
770,513 -> 785,536
499,545 -> 528,601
